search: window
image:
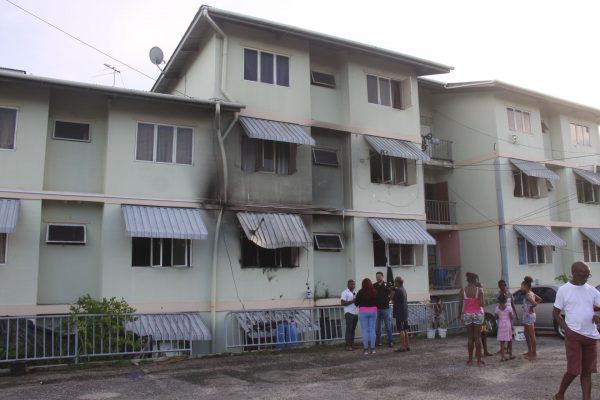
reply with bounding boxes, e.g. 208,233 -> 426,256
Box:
570,123 -> 591,146
310,71 -> 335,88
131,238 -> 192,267
135,122 -> 193,165
370,152 -> 416,185
0,107 -> 17,150
241,136 -> 297,175
314,234 -> 344,251
583,239 -> 600,262
53,120 -> 91,142
576,178 -> 600,204
366,74 -> 404,109
372,233 -> 415,266
506,108 -> 531,134
46,224 -> 86,244
244,48 -> 289,87
513,171 -> 546,198
312,147 -> 338,167
517,237 -> 552,264
241,235 -> 298,268
0,233 -> 6,264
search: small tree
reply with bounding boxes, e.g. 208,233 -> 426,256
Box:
70,295 -> 139,357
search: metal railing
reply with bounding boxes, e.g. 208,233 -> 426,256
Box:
429,265 -> 461,290
424,138 -> 453,162
224,301 -> 462,350
0,313 -> 197,364
425,199 -> 457,224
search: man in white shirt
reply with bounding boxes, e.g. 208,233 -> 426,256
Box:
553,261 -> 600,400
341,280 -> 358,351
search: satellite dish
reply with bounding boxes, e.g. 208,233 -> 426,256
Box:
149,47 -> 164,65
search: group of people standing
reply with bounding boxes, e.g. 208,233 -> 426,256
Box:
340,272 -> 409,355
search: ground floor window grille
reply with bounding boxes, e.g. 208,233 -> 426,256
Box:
132,238 -> 192,267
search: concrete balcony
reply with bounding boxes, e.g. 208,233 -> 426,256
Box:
425,200 -> 457,225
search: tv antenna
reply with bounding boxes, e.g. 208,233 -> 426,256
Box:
103,63 -> 122,87
149,46 -> 165,71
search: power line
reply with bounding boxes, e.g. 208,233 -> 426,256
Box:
4,0 -> 191,98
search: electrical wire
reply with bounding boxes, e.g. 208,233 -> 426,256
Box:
4,0 -> 192,98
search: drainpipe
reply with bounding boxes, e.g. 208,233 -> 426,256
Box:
202,8 -> 233,102
494,157 -> 509,284
210,102 -> 238,352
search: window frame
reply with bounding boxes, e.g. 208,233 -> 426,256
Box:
513,171 -> 541,198
313,233 -> 344,251
517,237 -> 551,265
134,121 -> 194,166
366,74 -> 403,109
312,147 -> 339,167
506,107 -> 532,134
370,152 -> 408,185
243,47 -> 291,87
257,139 -> 277,173
310,71 -> 336,88
240,234 -> 299,268
131,237 -> 192,268
0,233 -> 7,265
0,106 -> 19,151
576,178 -> 600,204
570,122 -> 591,146
583,239 -> 600,263
52,119 -> 92,142
45,223 -> 87,245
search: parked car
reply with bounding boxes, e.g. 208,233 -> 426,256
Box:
483,284 -> 565,339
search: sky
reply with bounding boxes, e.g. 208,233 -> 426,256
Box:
1,0 -> 599,108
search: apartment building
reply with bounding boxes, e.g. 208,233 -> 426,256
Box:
0,6 -> 454,352
418,79 -> 600,291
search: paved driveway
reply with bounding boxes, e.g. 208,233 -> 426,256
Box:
0,334 -> 597,399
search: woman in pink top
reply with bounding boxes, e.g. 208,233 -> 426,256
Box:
459,272 -> 485,367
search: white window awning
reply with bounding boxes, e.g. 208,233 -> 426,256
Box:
121,205 -> 208,240
237,212 -> 311,249
514,225 -> 566,247
123,313 -> 211,341
0,199 -> 19,233
239,116 -> 315,146
573,169 -> 600,186
580,228 -> 600,246
365,135 -> 430,161
510,159 -> 559,180
368,218 -> 435,245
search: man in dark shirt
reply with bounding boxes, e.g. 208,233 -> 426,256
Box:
374,271 -> 393,347
392,276 -> 410,352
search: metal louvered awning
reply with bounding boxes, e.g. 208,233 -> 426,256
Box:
123,313 -> 211,341
514,225 -> 566,247
365,135 -> 430,161
233,310 -> 319,339
239,116 -> 315,146
509,159 -> 559,180
121,205 -> 208,240
237,212 -> 311,249
0,199 -> 19,233
573,169 -> 600,186
580,228 -> 600,246
368,218 -> 436,245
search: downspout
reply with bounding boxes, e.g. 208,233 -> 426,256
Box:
210,102 -> 239,352
202,8 -> 233,102
494,156 -> 509,284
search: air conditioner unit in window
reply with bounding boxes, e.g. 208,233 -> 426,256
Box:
46,224 -> 86,244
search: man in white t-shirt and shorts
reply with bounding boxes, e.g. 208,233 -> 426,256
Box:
341,280 -> 358,351
553,261 -> 600,400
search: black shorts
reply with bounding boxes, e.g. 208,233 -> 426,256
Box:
396,318 -> 409,331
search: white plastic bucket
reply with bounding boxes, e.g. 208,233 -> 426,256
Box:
438,328 -> 447,338
427,328 -> 436,339
513,326 -> 526,341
